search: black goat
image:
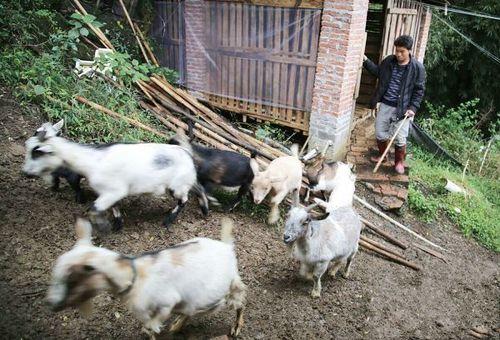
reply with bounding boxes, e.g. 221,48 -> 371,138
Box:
169,133 -> 254,211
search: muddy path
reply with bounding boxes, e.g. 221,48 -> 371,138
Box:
0,86 -> 498,339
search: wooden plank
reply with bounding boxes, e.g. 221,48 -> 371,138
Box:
210,0 -> 324,9
256,5 -> 265,113
241,4 -> 249,102
388,7 -> 418,15
304,10 -> 320,111
286,9 -> 300,117
280,9 -> 290,114
272,8 -> 282,119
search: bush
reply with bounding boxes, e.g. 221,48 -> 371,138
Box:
418,100 -> 499,179
409,146 -> 500,252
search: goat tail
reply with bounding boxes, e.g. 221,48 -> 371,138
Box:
220,217 -> 234,244
173,127 -> 193,154
290,144 -> 299,158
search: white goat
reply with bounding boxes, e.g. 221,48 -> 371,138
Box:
31,120 -> 203,230
305,160 -> 356,210
47,218 -> 246,338
283,204 -> 362,298
249,144 -> 303,224
312,162 -> 356,212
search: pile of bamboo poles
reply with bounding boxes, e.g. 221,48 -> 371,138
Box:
68,0 -> 447,272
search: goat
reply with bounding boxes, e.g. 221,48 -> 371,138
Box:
47,217 -> 246,338
169,130 -> 254,211
23,120 -> 85,203
305,158 -> 356,205
283,203 -> 362,298
30,120 -> 204,231
307,161 -> 356,211
249,144 -> 303,224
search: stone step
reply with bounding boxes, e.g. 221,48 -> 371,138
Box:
355,165 -> 409,184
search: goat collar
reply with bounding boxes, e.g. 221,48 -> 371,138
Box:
117,255 -> 137,297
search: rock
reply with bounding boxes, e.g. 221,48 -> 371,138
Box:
9,144 -> 25,157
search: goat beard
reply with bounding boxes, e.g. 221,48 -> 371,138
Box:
78,299 -> 94,318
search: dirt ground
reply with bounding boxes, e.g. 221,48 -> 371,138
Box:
0,86 -> 498,340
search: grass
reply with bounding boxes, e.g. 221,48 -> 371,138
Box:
408,145 -> 500,252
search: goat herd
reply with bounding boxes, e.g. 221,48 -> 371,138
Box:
22,119 -> 361,338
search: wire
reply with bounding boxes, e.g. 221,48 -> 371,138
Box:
418,0 -> 500,20
427,3 -> 500,21
433,14 -> 500,65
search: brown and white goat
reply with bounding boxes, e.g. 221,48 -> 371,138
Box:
47,218 -> 246,338
249,144 -> 303,224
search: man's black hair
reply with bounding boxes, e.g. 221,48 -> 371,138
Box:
394,35 -> 413,50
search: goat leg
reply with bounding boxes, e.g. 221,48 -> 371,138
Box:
68,175 -> 85,204
111,207 -> 123,231
231,307 -> 245,337
51,173 -> 60,191
228,184 -> 250,212
169,314 -> 189,333
163,199 -> 187,229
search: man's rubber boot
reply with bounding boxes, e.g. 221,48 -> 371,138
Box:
370,139 -> 389,163
394,145 -> 406,174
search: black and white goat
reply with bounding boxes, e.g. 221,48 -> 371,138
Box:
47,218 -> 246,338
169,130 -> 254,211
23,120 -> 85,203
28,120 -> 204,231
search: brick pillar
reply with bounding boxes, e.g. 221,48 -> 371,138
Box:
415,7 -> 432,63
184,0 -> 207,97
309,0 -> 369,160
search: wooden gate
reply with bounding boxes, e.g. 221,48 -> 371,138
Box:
380,0 -> 423,59
204,2 -> 322,132
151,1 -> 186,85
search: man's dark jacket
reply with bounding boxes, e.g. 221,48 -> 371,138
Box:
363,54 -> 426,120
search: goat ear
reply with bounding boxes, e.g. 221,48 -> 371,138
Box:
36,145 -> 53,154
75,218 -> 93,245
249,158 -> 260,175
53,119 -> 64,132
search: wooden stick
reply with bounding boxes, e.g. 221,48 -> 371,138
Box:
354,194 -> 446,251
359,239 -> 422,271
360,235 -> 404,259
117,0 -> 150,64
72,1 -> 115,50
373,115 -> 409,173
300,135 -> 310,156
75,96 -> 168,139
361,217 -> 409,249
478,137 -> 494,175
134,23 -> 160,67
413,243 -> 448,263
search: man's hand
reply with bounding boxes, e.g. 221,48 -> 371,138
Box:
405,109 -> 415,118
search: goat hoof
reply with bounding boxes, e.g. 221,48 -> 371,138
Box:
310,289 -> 321,299
75,194 -> 86,204
163,217 -> 174,229
230,325 -> 241,338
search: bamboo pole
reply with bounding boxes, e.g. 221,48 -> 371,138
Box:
373,116 -> 409,173
117,0 -> 150,64
134,23 -> 160,66
72,1 -> 115,50
359,239 -> 422,271
361,217 -> 409,249
354,195 -> 446,251
75,96 -> 167,139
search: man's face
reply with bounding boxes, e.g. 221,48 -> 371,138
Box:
395,46 -> 410,63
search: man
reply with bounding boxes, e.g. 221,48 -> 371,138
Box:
363,35 -> 426,174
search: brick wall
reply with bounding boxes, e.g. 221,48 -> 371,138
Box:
309,0 -> 369,160
415,7 -> 432,62
184,0 -> 207,97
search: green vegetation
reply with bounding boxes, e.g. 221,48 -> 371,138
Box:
410,101 -> 499,251
0,1 -> 176,143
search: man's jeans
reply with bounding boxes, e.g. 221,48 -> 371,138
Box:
375,103 -> 411,147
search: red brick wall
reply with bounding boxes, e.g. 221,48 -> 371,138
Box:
309,0 -> 369,160
184,0 -> 207,96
